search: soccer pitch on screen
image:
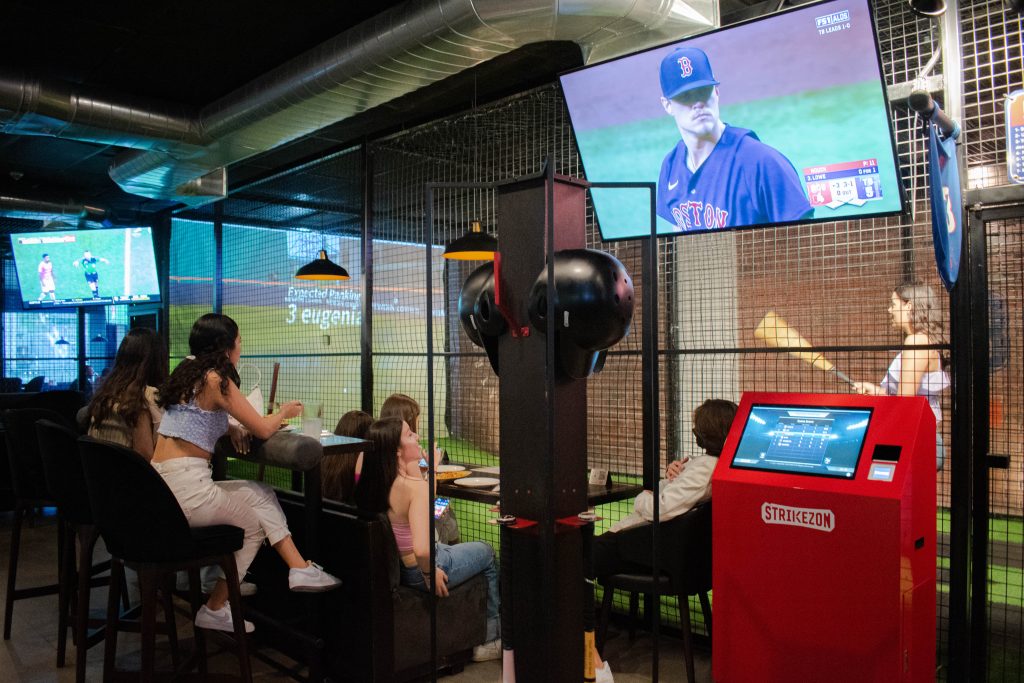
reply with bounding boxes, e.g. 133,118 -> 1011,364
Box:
12,228 -> 160,305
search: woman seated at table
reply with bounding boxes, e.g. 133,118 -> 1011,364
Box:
356,417 -> 501,661
380,392 -> 459,544
153,313 -> 341,633
322,409 -> 373,502
86,328 -> 168,460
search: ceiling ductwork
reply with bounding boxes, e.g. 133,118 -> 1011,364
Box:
0,194 -> 106,223
0,0 -> 717,207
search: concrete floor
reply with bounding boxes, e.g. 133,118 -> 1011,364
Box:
0,511 -> 710,682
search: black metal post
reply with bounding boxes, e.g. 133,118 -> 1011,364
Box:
153,212 -> 173,346
968,206 -> 994,682
946,205 -> 974,682
76,307 -> 86,391
425,184 -> 438,681
213,202 -> 224,314
361,143 -> 375,414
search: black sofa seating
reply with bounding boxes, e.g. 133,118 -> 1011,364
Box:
248,492 -> 487,682
320,499 -> 487,681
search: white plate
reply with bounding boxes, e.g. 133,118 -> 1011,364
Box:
452,476 -> 500,489
437,464 -> 466,473
473,465 -> 501,475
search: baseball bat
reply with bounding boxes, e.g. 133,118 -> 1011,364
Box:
754,311 -> 855,386
267,361 -> 281,414
501,521 -> 516,683
581,519 -> 596,683
256,361 -> 282,482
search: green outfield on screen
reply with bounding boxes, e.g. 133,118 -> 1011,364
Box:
575,81 -> 901,239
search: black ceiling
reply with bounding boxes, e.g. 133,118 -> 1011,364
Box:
0,0 -> 767,225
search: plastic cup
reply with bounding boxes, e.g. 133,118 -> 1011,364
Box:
301,401 -> 324,438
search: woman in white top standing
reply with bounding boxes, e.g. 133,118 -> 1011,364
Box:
853,283 -> 950,469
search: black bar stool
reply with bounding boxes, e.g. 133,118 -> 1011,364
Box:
78,436 -> 252,681
37,419 -> 164,681
2,407 -> 67,640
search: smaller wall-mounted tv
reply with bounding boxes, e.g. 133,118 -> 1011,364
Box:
10,227 -> 161,309
559,0 -> 904,241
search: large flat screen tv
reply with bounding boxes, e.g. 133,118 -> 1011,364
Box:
10,227 -> 161,309
559,0 -> 903,241
730,404 -> 872,479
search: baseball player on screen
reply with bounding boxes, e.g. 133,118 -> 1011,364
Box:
656,47 -> 812,231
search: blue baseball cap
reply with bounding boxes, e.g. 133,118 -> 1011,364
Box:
659,47 -> 719,99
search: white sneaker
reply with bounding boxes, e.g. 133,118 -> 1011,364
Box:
595,660 -> 614,683
288,561 -> 342,592
472,638 -> 502,662
194,602 -> 255,634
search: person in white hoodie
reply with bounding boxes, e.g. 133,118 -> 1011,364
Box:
588,398 -> 737,682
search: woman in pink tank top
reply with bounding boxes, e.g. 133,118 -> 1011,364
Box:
355,417 -> 502,662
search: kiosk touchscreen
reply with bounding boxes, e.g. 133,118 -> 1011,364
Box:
712,392 -> 936,683
731,404 -> 871,479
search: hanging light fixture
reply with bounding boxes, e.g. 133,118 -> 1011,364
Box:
91,333 -> 107,343
55,337 -> 71,346
295,249 -> 350,280
295,214 -> 350,280
443,220 -> 497,260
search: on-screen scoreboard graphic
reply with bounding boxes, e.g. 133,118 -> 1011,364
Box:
804,158 -> 883,210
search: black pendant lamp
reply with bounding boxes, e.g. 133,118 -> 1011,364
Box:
443,220 -> 497,261
295,249 -> 350,280
296,214 -> 350,281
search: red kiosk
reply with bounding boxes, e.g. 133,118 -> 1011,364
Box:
712,392 -> 936,683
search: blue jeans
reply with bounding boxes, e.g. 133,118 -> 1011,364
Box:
936,432 -> 945,471
400,541 -> 500,642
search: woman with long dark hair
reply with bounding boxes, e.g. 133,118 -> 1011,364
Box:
853,283 -> 950,469
153,313 -> 340,633
321,409 -> 373,502
87,328 -> 168,460
356,417 -> 501,661
379,393 -> 459,543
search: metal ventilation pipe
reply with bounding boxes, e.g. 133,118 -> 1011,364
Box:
0,195 -> 106,222
0,0 -> 717,207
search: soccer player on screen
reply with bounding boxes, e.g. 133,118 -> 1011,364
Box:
37,253 -> 56,301
73,250 -> 110,299
656,47 -> 812,231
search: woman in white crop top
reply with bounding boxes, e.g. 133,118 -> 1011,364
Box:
853,284 -> 950,469
152,313 -> 340,634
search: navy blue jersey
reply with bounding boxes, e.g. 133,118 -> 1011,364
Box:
656,126 -> 812,231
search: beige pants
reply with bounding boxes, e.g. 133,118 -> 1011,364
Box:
152,457 -> 290,582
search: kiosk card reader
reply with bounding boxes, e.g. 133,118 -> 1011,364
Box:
712,392 -> 936,683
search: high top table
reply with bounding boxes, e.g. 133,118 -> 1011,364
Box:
213,431 -> 370,557
437,463 -> 642,507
